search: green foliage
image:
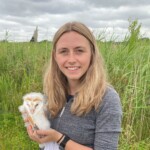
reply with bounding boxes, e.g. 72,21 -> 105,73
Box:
0,113 -> 38,150
98,31 -> 150,149
127,19 -> 142,52
0,41 -> 51,149
0,42 -> 51,113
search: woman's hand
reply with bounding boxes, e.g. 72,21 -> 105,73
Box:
27,125 -> 63,144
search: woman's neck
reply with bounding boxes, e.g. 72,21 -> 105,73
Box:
68,80 -> 80,95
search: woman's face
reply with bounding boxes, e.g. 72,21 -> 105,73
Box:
55,31 -> 92,84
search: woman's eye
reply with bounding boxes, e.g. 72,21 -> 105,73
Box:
58,49 -> 68,55
76,49 -> 84,53
58,48 -> 66,52
60,50 -> 67,53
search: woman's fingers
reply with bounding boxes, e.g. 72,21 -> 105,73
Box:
27,126 -> 37,139
36,130 -> 49,136
27,126 -> 45,144
27,125 -> 33,135
27,127 -> 60,144
36,129 -> 61,143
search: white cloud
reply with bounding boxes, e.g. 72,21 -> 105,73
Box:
0,0 -> 150,41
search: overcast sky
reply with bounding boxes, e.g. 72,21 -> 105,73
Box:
0,0 -> 150,42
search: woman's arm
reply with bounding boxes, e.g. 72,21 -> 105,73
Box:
27,125 -> 93,150
94,87 -> 122,150
65,140 -> 92,150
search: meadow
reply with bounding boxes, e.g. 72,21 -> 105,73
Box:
0,24 -> 150,149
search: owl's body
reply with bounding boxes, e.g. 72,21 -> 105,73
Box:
18,92 -> 59,150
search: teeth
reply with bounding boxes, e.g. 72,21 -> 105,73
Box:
67,67 -> 78,70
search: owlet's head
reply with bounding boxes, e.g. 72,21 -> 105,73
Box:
23,92 -> 46,114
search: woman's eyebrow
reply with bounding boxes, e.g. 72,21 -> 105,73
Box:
57,47 -> 68,51
74,46 -> 85,49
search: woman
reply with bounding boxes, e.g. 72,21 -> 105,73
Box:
27,21 -> 122,150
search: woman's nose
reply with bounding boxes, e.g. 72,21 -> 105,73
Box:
68,52 -> 76,63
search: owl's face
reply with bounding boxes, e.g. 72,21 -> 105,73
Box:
25,100 -> 43,114
23,93 -> 45,114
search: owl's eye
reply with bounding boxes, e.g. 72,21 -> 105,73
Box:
35,104 -> 38,107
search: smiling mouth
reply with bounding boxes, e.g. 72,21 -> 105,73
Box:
67,66 -> 80,71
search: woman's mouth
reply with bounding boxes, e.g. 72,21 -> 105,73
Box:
67,66 -> 80,71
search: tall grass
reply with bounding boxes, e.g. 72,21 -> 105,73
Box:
0,32 -> 150,149
98,38 -> 150,149
0,41 -> 51,149
0,42 -> 51,112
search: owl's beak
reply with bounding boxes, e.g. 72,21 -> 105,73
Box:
30,109 -> 34,114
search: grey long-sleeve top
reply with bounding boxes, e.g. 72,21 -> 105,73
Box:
49,86 -> 122,150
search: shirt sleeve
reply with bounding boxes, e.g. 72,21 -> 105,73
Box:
94,87 -> 122,150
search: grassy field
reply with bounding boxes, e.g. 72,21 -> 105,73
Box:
0,36 -> 150,149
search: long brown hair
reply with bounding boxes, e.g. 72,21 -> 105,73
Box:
43,21 -> 108,118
